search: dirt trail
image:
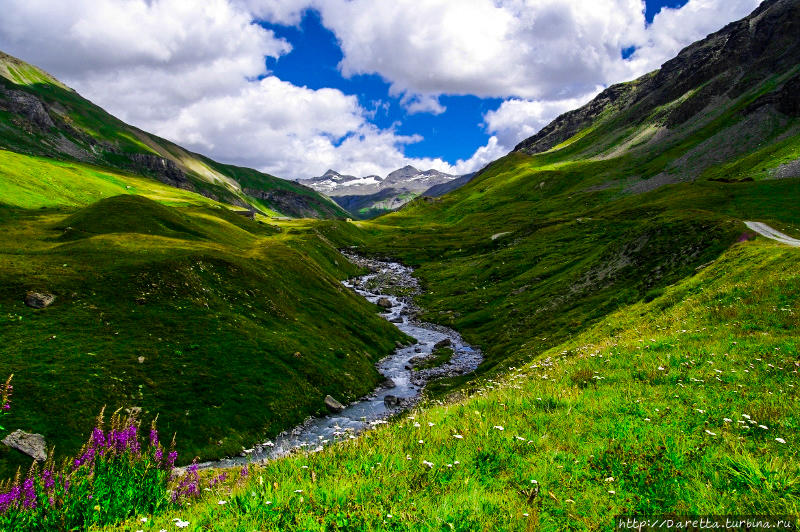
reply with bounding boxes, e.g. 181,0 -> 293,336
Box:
744,221 -> 800,247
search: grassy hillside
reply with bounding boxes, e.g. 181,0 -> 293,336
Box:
343,9 -> 800,394
0,51 -> 348,219
0,191 -> 406,479
118,236 -> 799,531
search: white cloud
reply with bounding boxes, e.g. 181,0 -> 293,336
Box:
484,93 -> 600,149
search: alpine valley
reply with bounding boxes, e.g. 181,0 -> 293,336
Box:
0,0 -> 798,530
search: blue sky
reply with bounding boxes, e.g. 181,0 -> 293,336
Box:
260,0 -> 689,169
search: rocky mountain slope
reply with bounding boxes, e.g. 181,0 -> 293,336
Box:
0,51 -> 348,219
515,0 -> 800,184
299,165 -> 464,218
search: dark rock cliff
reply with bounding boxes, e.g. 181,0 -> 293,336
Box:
515,0 -> 800,154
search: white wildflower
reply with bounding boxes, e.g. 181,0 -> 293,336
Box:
776,438 -> 786,444
453,434 -> 463,439
605,477 -> 614,482
723,418 -> 732,423
759,425 -> 769,430
422,460 -> 434,468
218,500 -> 227,505
705,430 -> 717,436
493,426 -> 504,431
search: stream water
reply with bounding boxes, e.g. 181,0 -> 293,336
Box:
196,254 -> 481,470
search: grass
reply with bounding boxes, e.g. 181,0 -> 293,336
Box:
413,348 -> 454,371
0,194 -> 407,479
112,238 -> 799,531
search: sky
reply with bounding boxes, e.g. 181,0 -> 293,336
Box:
0,0 -> 762,180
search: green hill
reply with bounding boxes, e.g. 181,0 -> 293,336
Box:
0,51 -> 348,219
0,197 -> 406,478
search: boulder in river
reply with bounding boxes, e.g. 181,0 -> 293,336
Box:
324,395 -> 345,413
25,291 -> 55,309
384,395 -> 402,408
434,338 -> 452,349
377,297 -> 392,309
389,316 -> 403,323
2,430 -> 47,462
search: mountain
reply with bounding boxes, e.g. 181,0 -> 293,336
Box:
0,51 -> 348,219
299,164 -> 463,218
363,0 -> 800,376
421,171 -> 477,197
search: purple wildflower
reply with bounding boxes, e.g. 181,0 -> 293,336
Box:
240,465 -> 249,478
22,478 -> 36,509
166,451 -> 178,469
150,427 -> 159,447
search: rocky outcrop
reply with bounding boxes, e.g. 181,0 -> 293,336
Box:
244,187 -> 342,219
515,0 -> 800,155
0,87 -> 54,130
25,291 -> 55,309
2,430 -> 47,461
129,153 -> 190,188
324,395 -> 345,413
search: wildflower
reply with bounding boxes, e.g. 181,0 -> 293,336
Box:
742,414 -> 751,420
418,440 -> 424,444
609,490 -> 616,494
141,517 -> 148,523
387,514 -> 393,518
723,418 -> 732,423
173,518 -> 190,528
453,434 -> 463,439
705,430 -> 717,436
493,426 -> 504,431
413,422 -> 421,428
758,425 -> 769,430
427,422 -> 434,427
776,438 -> 786,444
605,477 -> 614,482
218,500 -> 228,505
294,489 -> 303,493
422,460 -> 434,468
523,513 -> 530,517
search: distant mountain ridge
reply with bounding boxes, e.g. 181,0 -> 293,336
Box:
0,51 -> 348,219
298,164 -> 468,218
299,165 -> 459,196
